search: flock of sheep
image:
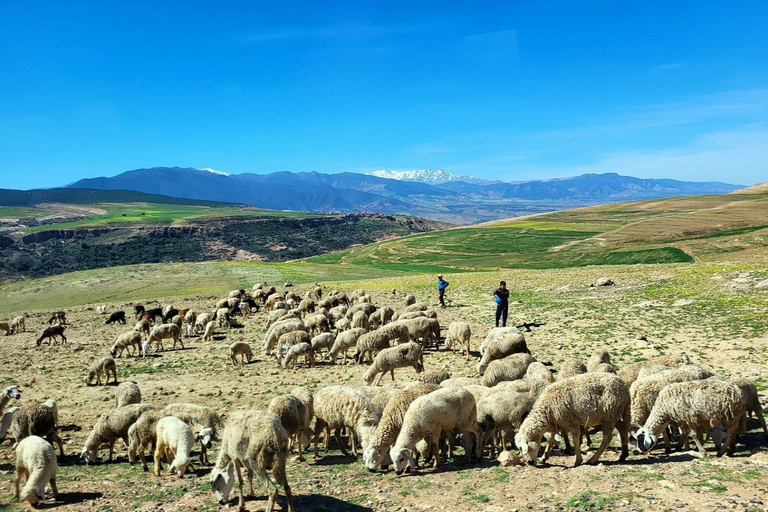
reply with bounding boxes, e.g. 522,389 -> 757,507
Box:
1,280 -> 766,511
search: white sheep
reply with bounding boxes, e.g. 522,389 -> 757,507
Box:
525,362 -> 555,382
13,435 -> 58,505
586,349 -> 612,372
262,318 -> 305,355
617,353 -> 691,386
275,330 -> 312,361
480,353 -> 536,387
282,342 -> 315,369
310,332 -> 335,357
111,331 -> 142,358
1,385 -> 22,414
557,358 -> 587,380
229,341 -> 253,367
154,416 -> 195,477
445,321 -> 472,359
327,328 -> 367,365
351,310 -> 369,331
353,329 -> 392,364
0,406 -> 20,442
164,402 -> 224,465
389,386 -> 481,473
143,323 -> 184,355
86,356 -> 117,386
210,410 -> 295,512
202,320 -> 216,342
312,385 -> 379,458
363,383 -> 439,471
515,372 -> 631,467
363,342 -> 424,386
268,393 -> 312,461
116,381 -> 141,408
635,379 -> 745,457
11,315 -> 26,333
80,403 -> 154,463
477,327 -> 530,376
730,377 -> 768,440
195,312 -> 214,333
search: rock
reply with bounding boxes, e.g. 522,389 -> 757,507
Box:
594,277 -> 614,286
497,450 -> 524,467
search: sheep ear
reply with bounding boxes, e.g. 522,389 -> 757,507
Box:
405,449 -> 418,469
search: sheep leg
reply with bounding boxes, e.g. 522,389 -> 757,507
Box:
335,429 -> 351,457
585,424 -> 614,465
569,428 -> 583,467
430,432 -> 441,468
296,432 -> 306,462
154,445 -> 163,476
13,467 -> 27,498
50,431 -> 65,458
373,370 -> 385,386
50,475 -> 59,498
233,461 -> 246,511
693,430 -> 709,456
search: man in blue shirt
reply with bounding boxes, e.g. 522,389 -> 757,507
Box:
437,275 -> 449,308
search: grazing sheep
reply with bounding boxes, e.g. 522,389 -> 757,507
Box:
13,435 -> 58,506
144,323 -> 184,355
86,356 -> 118,386
202,320 -> 216,342
263,318 -> 305,355
351,310 -> 369,331
215,307 -> 231,328
268,394 -> 312,461
353,329 -> 393,364
439,377 -> 482,387
515,372 -> 631,467
105,311 -> 127,325
363,342 -> 424,386
154,416 -> 195,477
41,399 -> 58,428
10,404 -> 64,457
282,342 -> 315,369
390,386 -> 482,473
210,410 -> 295,512
36,325 -> 67,346
557,358 -> 587,380
134,318 -> 151,337
477,327 -> 530,376
116,381 -> 142,408
11,315 -> 26,333
229,342 -> 253,367
404,302 -> 428,312
730,377 -> 768,440
617,353 -> 692,386
635,379 -> 745,457
310,332 -> 335,356
127,409 -> 193,471
1,385 -> 22,414
0,321 -> 12,335
195,312 -> 214,333
80,403 -> 154,463
525,362 -> 555,383
312,385 -> 379,458
363,383 -> 439,471
586,349 -> 612,372
398,317 -> 435,346
164,402 -> 224,466
358,387 -> 401,419
417,368 -> 452,385
111,331 -> 142,358
481,353 -> 536,387
376,322 -> 411,346
445,322 -> 472,359
275,330 -> 312,361
404,294 -> 416,307
0,406 -> 20,442
327,328 -> 367,365
48,311 -> 66,325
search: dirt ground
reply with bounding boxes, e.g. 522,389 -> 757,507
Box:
1,264 -> 767,512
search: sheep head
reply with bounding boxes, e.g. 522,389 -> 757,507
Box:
362,445 -> 385,472
211,462 -> 235,505
196,427 -> 215,449
389,447 -> 417,475
634,426 -> 658,453
4,385 -> 21,400
514,431 -> 540,466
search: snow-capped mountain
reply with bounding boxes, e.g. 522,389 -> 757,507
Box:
198,167 -> 231,176
367,169 -> 488,185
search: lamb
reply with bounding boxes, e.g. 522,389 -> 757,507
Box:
116,381 -> 142,408
215,307 -> 231,328
353,329 -> 393,364
617,353 -> 691,386
635,379 -> 745,457
195,312 -> 214,333
164,402 -> 224,465
36,325 -> 67,346
13,435 -> 58,506
1,385 -> 22,414
514,372 -> 631,467
229,341 -> 254,366
262,318 -> 305,355
312,385 -> 379,458
363,383 -> 439,471
111,331 -> 142,358
275,330 -> 312,361
310,332 -> 335,356
376,321 -> 411,345
730,377 -> 768,440
202,320 -> 216,342
417,368 -> 452,385
105,311 -> 127,325
11,315 -> 26,333
557,358 -> 587,380
445,321 -> 472,359
154,416 -> 195,477
210,409 -> 295,512
143,323 -> 184,355
480,353 -> 536,387
10,404 -> 64,457
586,349 -> 612,372
327,327 -> 367,365
268,393 -> 312,461
389,386 -> 482,473
127,409 -> 194,471
86,356 -> 118,386
282,342 -> 315,369
476,327 -> 530,376
183,310 -> 197,333
363,342 -> 424,386
335,317 -> 350,332
80,403 -> 154,463
525,362 -> 555,383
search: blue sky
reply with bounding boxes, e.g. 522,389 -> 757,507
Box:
2,0 -> 766,189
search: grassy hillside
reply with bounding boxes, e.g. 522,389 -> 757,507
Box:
307,191 -> 768,271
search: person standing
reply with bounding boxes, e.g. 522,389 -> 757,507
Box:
437,274 -> 449,308
493,281 -> 510,327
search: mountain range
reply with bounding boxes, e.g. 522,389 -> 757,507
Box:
67,167 -> 742,224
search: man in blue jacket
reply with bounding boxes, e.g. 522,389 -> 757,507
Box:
437,274 -> 449,308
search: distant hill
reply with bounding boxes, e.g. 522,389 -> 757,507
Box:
0,187 -> 238,208
66,167 -> 743,224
